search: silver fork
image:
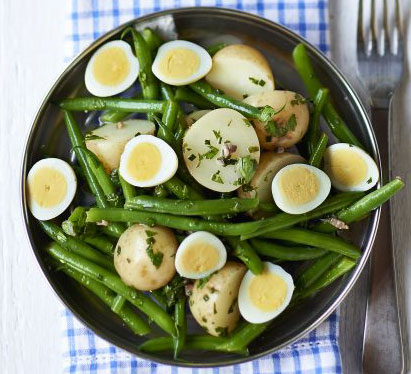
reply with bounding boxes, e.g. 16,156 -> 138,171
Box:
356,0 -> 407,373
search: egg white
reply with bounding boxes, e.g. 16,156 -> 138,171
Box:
323,143 -> 379,192
175,231 -> 227,279
152,40 -> 212,86
119,135 -> 178,188
26,158 -> 77,220
272,163 -> 331,214
85,40 -> 139,97
238,262 -> 294,324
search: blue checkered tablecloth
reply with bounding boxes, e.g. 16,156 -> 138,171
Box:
62,1 -> 340,373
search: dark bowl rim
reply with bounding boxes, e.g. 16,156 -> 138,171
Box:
20,6 -> 381,368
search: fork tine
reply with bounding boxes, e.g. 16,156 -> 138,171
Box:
382,0 -> 389,55
392,0 -> 403,56
370,0 -> 378,54
357,0 -> 365,49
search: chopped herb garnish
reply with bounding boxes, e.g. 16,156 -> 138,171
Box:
209,287 -> 218,294
85,134 -> 105,141
126,258 -> 131,264
188,154 -> 196,161
241,183 -> 256,192
367,177 -> 372,184
197,273 -> 214,289
205,139 -> 211,145
213,303 -> 217,314
211,170 -> 224,184
202,316 -> 208,323
213,130 -> 223,144
243,94 -> 249,99
203,146 -> 219,159
227,120 -> 232,127
215,326 -> 228,337
290,93 -> 306,106
116,246 -> 121,255
249,77 -> 266,86
196,153 -> 204,168
349,144 -> 354,147
135,132 -> 141,137
228,297 -> 238,314
237,155 -> 257,183
189,299 -> 195,307
243,118 -> 252,127
248,146 -> 259,153
203,295 -> 210,302
145,230 -> 163,268
265,114 -> 297,137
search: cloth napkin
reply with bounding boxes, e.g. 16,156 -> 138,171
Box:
62,1 -> 340,373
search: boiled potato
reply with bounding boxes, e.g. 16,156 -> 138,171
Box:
114,224 -> 177,291
243,91 -> 309,150
205,44 -> 274,100
189,262 -> 247,336
183,108 -> 260,193
239,152 -> 305,216
186,110 -> 211,127
86,119 -> 155,172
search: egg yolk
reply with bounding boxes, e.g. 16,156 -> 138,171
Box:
327,149 -> 367,187
180,242 -> 219,273
249,271 -> 287,312
126,143 -> 162,181
93,47 -> 130,86
28,167 -> 67,208
158,48 -> 200,80
280,166 -> 319,205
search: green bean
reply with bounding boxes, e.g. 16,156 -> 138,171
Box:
309,132 -> 328,168
82,235 -> 114,256
84,149 -> 122,207
119,175 -> 137,202
142,27 -> 163,52
296,257 -> 356,299
63,110 -> 125,237
257,202 -> 279,213
173,296 -> 187,359
100,93 -> 143,123
224,320 -> 270,351
111,294 -> 127,313
190,81 -> 276,122
60,98 -> 165,113
160,82 -> 175,101
174,86 -> 214,109
45,242 -> 176,336
125,196 -> 259,215
261,228 -> 361,260
250,239 -> 327,261
292,44 -> 362,147
307,88 -> 329,156
207,43 -> 228,56
62,206 -> 88,236
162,100 -> 179,134
123,28 -> 159,104
296,252 -> 342,289
153,184 -> 169,198
314,178 -> 405,233
240,192 -> 365,240
226,237 -> 263,275
54,261 -> 150,335
39,221 -> 115,270
164,176 -> 203,200
139,335 -> 248,355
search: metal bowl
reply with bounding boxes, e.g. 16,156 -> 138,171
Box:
21,7 -> 380,367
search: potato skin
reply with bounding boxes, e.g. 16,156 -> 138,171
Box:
114,224 -> 177,291
189,261 -> 247,336
243,91 -> 309,150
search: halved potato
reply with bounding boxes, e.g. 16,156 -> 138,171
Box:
183,108 -> 260,193
86,119 -> 155,172
205,44 -> 274,100
238,152 -> 306,210
243,91 -> 309,150
189,261 -> 247,336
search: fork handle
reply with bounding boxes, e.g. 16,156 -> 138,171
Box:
388,98 -> 411,374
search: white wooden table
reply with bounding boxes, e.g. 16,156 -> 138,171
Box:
0,1 -> 409,373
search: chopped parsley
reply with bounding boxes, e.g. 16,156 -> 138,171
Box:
197,273 -> 214,289
243,118 -> 252,127
243,94 -> 249,99
248,146 -> 259,153
213,303 -> 217,314
145,230 -> 163,268
134,132 -> 141,137
249,77 -> 266,86
85,134 -> 105,141
241,183 -> 256,192
227,120 -> 232,127
290,93 -> 306,106
215,326 -> 228,337
228,297 -> 238,314
116,246 -> 121,255
211,170 -> 224,184
203,145 -> 219,159
265,114 -> 297,137
203,294 -> 210,302
237,155 -> 257,183
188,154 -> 196,161
204,139 -> 211,145
202,316 -> 208,323
367,177 -> 373,184
213,130 -> 223,144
